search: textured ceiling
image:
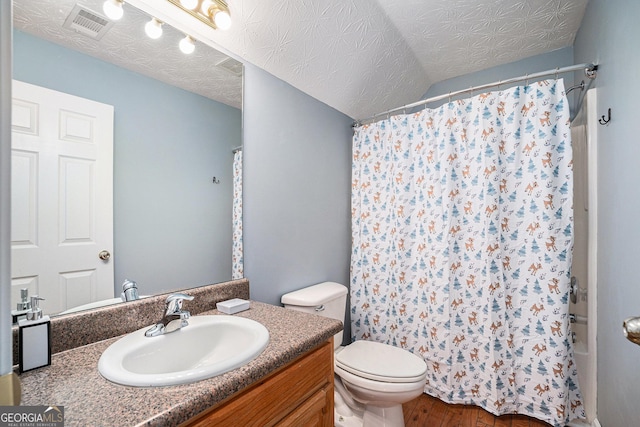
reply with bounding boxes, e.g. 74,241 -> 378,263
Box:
13,0 -> 243,109
205,0 -> 588,119
14,0 -> 589,120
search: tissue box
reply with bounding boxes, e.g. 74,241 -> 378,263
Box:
216,298 -> 250,314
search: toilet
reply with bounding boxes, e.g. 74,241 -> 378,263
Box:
281,282 -> 427,427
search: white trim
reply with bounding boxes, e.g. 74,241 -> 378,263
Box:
585,87 -> 599,423
0,0 -> 13,376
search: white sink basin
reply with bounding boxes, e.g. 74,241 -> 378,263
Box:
98,315 -> 269,387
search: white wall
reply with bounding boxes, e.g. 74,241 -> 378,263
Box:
243,63 -> 353,339
573,1 -> 640,425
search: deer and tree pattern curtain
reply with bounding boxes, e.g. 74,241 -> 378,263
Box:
350,79 -> 584,426
232,149 -> 243,280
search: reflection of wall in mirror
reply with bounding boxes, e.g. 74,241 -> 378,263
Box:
13,30 -> 242,297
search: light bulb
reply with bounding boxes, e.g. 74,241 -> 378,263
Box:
213,10 -> 231,30
103,0 -> 124,21
144,18 -> 163,39
179,35 -> 195,54
180,0 -> 198,9
200,0 -> 214,15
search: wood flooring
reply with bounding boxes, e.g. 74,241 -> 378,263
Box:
403,393 -> 553,427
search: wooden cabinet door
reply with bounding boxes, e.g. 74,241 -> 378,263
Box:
276,384 -> 333,427
182,339 -> 333,427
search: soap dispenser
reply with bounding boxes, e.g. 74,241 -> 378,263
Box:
11,288 -> 31,323
18,296 -> 51,373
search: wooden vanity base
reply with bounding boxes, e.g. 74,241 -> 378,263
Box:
182,339 -> 334,427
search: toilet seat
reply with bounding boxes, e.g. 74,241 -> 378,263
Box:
335,363 -> 427,394
335,340 -> 427,383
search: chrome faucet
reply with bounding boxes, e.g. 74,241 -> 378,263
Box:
145,293 -> 194,337
121,279 -> 139,302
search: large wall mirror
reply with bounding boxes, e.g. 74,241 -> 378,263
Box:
11,0 -> 243,317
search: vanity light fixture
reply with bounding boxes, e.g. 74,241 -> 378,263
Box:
102,0 -> 124,21
144,17 -> 163,39
179,35 -> 196,54
168,0 -> 232,31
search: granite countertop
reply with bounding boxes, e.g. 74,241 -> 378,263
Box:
18,301 -> 342,426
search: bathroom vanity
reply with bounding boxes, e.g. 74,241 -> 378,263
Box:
183,340 -> 333,426
15,280 -> 341,426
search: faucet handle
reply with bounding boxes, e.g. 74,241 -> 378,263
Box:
179,310 -> 191,327
165,293 -> 194,315
166,293 -> 194,303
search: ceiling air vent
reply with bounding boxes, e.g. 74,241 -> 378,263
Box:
216,57 -> 243,77
63,4 -> 114,40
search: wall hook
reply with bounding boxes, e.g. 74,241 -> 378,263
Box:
212,177 -> 220,184
598,108 -> 611,125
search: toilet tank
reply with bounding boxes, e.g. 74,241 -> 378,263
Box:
281,282 -> 348,350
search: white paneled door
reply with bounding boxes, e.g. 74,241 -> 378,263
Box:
11,80 -> 114,315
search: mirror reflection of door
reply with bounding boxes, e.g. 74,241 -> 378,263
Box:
11,80 -> 114,314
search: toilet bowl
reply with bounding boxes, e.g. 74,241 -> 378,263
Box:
281,282 -> 427,427
334,341 -> 427,427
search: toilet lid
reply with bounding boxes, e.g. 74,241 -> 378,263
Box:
335,340 -> 427,383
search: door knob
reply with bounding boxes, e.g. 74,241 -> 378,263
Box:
623,316 -> 640,346
99,250 -> 111,261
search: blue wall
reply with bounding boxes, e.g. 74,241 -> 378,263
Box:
574,1 -> 640,426
243,62 -> 352,339
13,30 -> 242,295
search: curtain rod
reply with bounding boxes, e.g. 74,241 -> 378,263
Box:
353,63 -> 598,127
232,146 -> 242,153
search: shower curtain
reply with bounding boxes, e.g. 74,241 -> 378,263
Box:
350,79 -> 584,426
232,149 -> 243,280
